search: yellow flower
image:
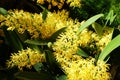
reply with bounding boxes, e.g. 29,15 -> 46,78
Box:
56,54 -> 111,80
0,15 -> 6,27
0,9 -> 43,38
78,27 -> 113,54
37,0 -> 81,9
95,27 -> 113,51
37,0 -> 65,9
66,0 -> 81,7
78,28 -> 93,47
52,19 -> 80,57
37,0 -> 44,4
6,48 -> 45,70
0,9 -> 70,39
40,10 -> 69,38
52,19 -> 111,80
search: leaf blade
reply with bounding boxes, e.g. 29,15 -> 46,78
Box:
25,39 -> 48,45
0,7 -> 8,15
76,48 -> 89,57
92,22 -> 103,36
98,34 -> 120,61
78,14 -> 104,34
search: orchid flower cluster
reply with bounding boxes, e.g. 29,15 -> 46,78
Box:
0,0 -> 116,80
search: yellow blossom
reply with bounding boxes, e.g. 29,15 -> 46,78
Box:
0,9 -> 70,39
37,0 -> 65,9
52,18 -> 111,80
39,10 -> 69,38
64,57 -> 111,80
78,28 -> 92,47
0,9 -> 43,38
37,0 -> 44,4
6,48 -> 45,70
0,15 -> 6,27
95,27 -> 113,51
54,50 -> 111,80
52,19 -> 80,57
37,0 -> 81,9
78,27 -> 113,53
66,0 -> 81,7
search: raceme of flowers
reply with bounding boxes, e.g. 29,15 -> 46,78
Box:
6,48 -> 45,70
37,0 -> 81,9
0,9 -> 113,80
0,9 -> 70,39
78,27 -> 113,54
0,9 -> 113,52
60,55 -> 110,80
0,9 -> 43,38
52,21 -> 111,80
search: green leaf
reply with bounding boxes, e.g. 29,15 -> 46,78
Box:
104,55 -> 110,63
42,9 -> 48,20
2,27 -> 23,52
78,14 -> 104,34
110,15 -> 116,25
25,39 -> 48,45
33,63 -> 43,72
37,4 -> 49,20
105,10 -> 116,25
45,50 -> 63,74
15,30 -> 29,42
45,50 -> 56,70
15,71 -> 52,80
0,7 -> 8,15
37,4 -> 49,11
98,34 -> 120,61
56,75 -> 67,80
92,22 -> 103,35
105,10 -> 113,21
76,48 -> 89,57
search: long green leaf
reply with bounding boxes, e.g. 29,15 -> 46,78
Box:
45,50 -> 56,71
45,50 -> 63,74
104,10 -> 116,27
42,9 -> 48,20
78,14 -> 104,34
98,34 -> 120,61
105,10 -> 116,25
37,4 -> 49,12
105,10 -> 113,21
110,15 -> 116,25
2,27 -> 23,52
25,39 -> 48,45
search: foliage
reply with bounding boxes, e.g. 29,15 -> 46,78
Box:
110,1 -> 120,27
69,0 -> 112,21
0,0 -> 120,80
